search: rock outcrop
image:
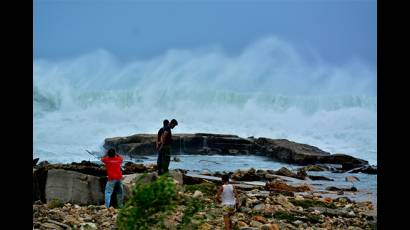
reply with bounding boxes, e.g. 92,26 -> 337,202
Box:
104,133 -> 369,167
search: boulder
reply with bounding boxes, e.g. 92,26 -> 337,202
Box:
45,220 -> 70,229
301,165 -> 329,171
269,190 -> 294,197
123,162 -> 150,174
326,186 -> 357,192
250,220 -> 264,228
265,181 -> 311,193
275,167 -> 295,178
256,169 -> 267,176
310,206 -> 351,217
193,190 -> 203,198
123,172 -> 158,201
232,168 -> 265,181
254,138 -> 330,164
274,194 -> 295,210
204,134 -> 254,155
253,203 -> 265,211
71,160 -> 101,167
183,174 -> 208,185
122,173 -> 140,200
322,154 -> 368,170
296,168 -> 307,179
251,215 -> 268,224
199,223 -> 213,230
334,197 -> 353,203
308,175 -> 334,181
237,221 -> 249,228
45,169 -> 104,205
105,134 -> 161,156
347,165 -> 377,174
265,174 -> 278,180
40,222 -> 64,230
294,195 -> 304,201
322,197 -> 333,203
275,167 -> 306,180
169,170 -> 184,184
261,224 -> 280,230
39,162 -> 107,177
35,161 -> 159,206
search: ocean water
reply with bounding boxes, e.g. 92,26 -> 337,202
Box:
127,155 -> 296,173
33,36 -> 377,165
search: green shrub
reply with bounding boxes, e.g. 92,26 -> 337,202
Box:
117,174 -> 177,230
289,198 -> 337,209
184,182 -> 217,197
306,214 -> 321,223
178,197 -> 205,229
272,211 -> 298,222
47,198 -> 64,209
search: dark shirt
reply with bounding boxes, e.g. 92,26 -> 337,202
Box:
162,126 -> 172,145
157,127 -> 166,143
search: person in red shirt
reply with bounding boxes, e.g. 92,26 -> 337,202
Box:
101,148 -> 124,208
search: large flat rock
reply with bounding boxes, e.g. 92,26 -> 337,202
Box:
45,169 -> 104,205
104,133 -> 368,167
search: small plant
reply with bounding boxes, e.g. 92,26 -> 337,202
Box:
47,198 -> 64,209
116,174 -> 177,230
306,214 -> 321,223
184,182 -> 217,197
289,198 -> 337,209
178,197 -> 205,229
272,211 -> 298,222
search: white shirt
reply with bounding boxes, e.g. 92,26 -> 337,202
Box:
221,184 -> 236,205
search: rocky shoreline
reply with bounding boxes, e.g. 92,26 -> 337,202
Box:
33,134 -> 376,229
33,160 -> 376,229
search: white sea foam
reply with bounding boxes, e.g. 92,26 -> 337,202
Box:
33,36 -> 376,164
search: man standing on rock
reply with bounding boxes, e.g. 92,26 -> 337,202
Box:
157,119 -> 169,175
157,119 -> 178,175
101,148 -> 124,208
156,119 -> 169,150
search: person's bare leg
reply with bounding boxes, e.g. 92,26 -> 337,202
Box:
224,216 -> 231,230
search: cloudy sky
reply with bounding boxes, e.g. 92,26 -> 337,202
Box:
34,0 -> 376,67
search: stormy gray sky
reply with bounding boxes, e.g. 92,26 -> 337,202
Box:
34,0 -> 376,67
